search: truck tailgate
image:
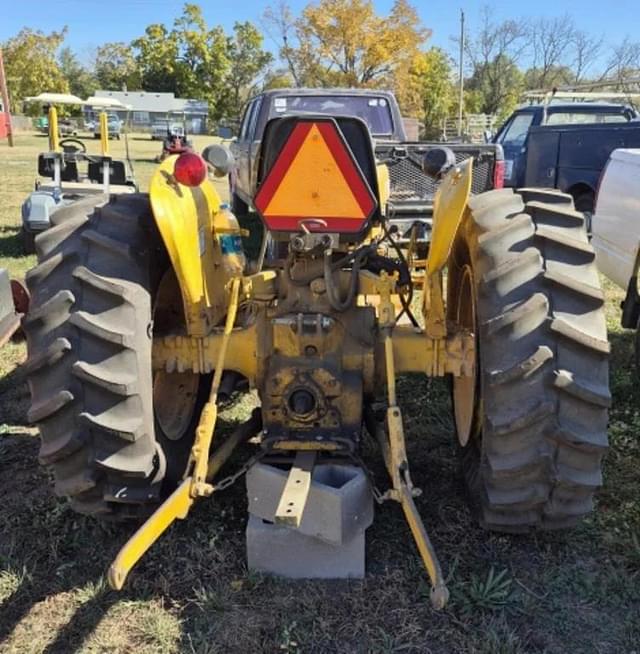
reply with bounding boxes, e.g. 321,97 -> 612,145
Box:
374,142 -> 501,210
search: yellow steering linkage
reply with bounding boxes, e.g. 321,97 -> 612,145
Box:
108,278 -> 241,590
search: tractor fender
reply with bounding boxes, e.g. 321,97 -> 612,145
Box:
149,155 -> 227,335
426,158 -> 473,277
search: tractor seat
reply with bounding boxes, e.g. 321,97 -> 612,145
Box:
37,154 -> 80,182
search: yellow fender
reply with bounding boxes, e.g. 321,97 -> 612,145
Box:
422,158 -> 474,342
149,156 -> 223,335
426,158 -> 473,276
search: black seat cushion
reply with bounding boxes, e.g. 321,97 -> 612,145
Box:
37,155 -> 79,182
87,160 -> 127,185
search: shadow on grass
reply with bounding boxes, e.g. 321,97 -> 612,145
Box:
0,313 -> 638,651
41,593 -> 120,654
0,225 -> 24,260
0,404 -> 258,651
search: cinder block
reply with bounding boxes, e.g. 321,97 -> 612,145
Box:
246,514 -> 365,579
246,463 -> 373,545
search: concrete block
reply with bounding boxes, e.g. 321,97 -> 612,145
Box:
246,514 -> 365,579
246,463 -> 373,545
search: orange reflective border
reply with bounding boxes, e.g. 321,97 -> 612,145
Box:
254,119 -> 377,233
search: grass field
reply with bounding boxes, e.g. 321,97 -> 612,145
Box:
0,132 -> 638,654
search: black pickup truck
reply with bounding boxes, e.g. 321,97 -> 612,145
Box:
229,88 -> 504,245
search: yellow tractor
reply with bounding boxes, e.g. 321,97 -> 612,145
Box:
23,114 -> 609,608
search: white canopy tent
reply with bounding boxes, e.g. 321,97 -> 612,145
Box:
24,93 -> 86,106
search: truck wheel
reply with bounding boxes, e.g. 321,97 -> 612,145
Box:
572,190 -> 595,215
229,180 -> 249,216
449,188 -> 609,530
572,190 -> 595,234
24,194 -> 207,518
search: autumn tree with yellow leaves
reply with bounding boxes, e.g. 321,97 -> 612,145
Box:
264,0 -> 430,98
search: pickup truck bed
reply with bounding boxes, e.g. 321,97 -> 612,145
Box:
525,122 -> 640,210
375,141 -> 502,241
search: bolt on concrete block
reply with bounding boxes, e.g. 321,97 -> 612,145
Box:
246,462 -> 374,546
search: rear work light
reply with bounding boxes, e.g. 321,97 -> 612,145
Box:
174,152 -> 207,187
493,159 -> 505,190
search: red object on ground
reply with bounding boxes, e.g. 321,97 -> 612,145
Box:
0,113 -> 7,139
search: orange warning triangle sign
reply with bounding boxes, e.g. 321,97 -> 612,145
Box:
254,119 -> 376,233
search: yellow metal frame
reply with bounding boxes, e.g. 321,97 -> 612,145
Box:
108,139 -> 477,607
426,159 -> 473,277
108,278 -> 241,590
48,106 -> 59,152
422,159 -> 474,376
99,111 -> 109,156
149,157 -> 226,336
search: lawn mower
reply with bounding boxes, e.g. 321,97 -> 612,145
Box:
20,94 -> 136,253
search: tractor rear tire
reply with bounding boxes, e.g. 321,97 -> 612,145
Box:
451,188 -> 610,531
23,193 -> 193,519
230,183 -> 249,217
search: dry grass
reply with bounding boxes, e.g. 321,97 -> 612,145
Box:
0,131 -> 639,653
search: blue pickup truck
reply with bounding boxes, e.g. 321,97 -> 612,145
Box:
494,102 -> 640,212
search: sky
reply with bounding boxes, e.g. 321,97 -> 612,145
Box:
0,0 -> 637,71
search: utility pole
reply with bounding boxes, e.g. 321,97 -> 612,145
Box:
0,48 -> 14,147
458,10 -> 465,138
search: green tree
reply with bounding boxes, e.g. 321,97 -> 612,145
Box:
132,5 -> 272,123
523,65 -> 573,91
404,48 -> 454,138
466,55 -> 524,119
59,47 -> 97,99
132,4 -> 231,120
463,8 -> 527,118
133,24 -> 180,93
94,42 -> 141,90
222,22 -> 273,122
262,70 -> 294,91
171,4 -> 229,101
2,27 -> 69,112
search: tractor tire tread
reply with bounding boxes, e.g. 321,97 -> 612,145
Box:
24,193 -> 162,519
459,188 -> 609,531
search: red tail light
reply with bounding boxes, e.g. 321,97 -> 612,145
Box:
493,159 -> 505,189
174,152 -> 207,187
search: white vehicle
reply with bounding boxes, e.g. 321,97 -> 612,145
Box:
592,149 -> 640,364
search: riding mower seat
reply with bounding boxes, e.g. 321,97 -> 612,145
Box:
37,154 -> 80,182
87,160 -> 129,186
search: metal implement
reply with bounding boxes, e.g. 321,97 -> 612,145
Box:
274,451 -> 317,527
108,479 -> 192,590
375,281 -> 449,609
108,278 -> 242,589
